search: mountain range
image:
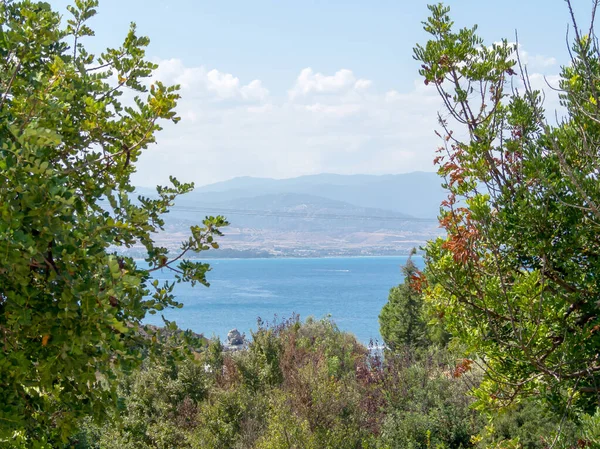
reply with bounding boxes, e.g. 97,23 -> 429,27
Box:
169,171 -> 445,219
133,172 -> 447,257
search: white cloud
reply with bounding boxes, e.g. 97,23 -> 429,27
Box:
151,58 -> 270,102
204,69 -> 241,98
247,103 -> 273,114
132,59 -> 562,188
384,89 -> 402,103
288,67 -> 371,99
354,79 -> 372,90
240,79 -> 269,101
528,54 -> 557,69
302,103 -> 361,117
527,73 -> 561,91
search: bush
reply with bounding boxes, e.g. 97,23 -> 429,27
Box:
71,316 -> 588,448
474,400 -> 580,449
377,348 -> 482,449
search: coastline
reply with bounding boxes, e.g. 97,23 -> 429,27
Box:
132,254 -> 423,262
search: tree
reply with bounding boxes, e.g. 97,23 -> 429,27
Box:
414,2 -> 600,414
379,252 -> 430,350
0,0 -> 227,443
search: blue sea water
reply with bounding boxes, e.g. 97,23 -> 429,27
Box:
143,256 -> 423,344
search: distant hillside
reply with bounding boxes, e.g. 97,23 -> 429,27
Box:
173,172 -> 445,219
166,192 -> 420,232
133,173 -> 445,257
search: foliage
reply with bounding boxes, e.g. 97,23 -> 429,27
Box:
189,385 -> 264,449
73,356 -> 210,449
376,347 -> 482,449
253,393 -> 317,449
379,251 -> 431,350
414,2 -> 600,414
474,400 -> 579,449
0,0 -> 227,443
74,316 -> 586,449
237,316 -> 376,448
4,0 -> 599,446
578,408 -> 600,447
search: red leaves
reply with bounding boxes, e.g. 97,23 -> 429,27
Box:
448,164 -> 466,187
452,359 -> 473,378
440,198 -> 454,208
440,208 -> 480,264
442,227 -> 479,264
408,270 -> 428,294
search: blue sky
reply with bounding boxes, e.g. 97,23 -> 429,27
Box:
49,0 -> 588,186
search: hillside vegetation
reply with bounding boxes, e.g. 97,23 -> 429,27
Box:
1,0 -> 600,447
72,317 -> 587,449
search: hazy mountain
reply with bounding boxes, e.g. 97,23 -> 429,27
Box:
166,192 -> 420,232
173,172 -> 445,219
133,173 -> 445,257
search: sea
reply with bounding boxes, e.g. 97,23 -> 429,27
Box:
142,256 -> 423,345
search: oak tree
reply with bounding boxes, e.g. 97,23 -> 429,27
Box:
0,0 -> 227,443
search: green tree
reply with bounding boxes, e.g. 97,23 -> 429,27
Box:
414,2 -> 600,414
0,0 -> 227,444
379,252 -> 430,350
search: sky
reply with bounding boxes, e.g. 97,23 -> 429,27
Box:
48,0 -> 592,187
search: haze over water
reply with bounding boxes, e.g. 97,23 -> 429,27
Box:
143,256 -> 423,344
